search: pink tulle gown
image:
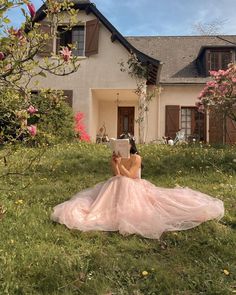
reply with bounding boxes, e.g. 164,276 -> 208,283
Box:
51,169 -> 224,239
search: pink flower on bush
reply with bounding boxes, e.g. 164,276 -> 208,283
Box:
209,70 -> 218,77
195,101 -> 205,113
206,81 -> 216,87
27,105 -> 38,114
231,78 -> 236,83
27,3 -> 36,19
197,63 -> 236,117
59,47 -> 72,62
74,112 -> 90,142
27,125 -> 37,137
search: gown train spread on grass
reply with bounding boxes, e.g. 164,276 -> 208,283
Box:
51,171 -> 224,239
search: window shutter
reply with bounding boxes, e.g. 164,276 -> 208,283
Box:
37,23 -> 54,57
56,36 -> 60,55
209,108 -> 224,144
63,90 -> 73,107
165,105 -> 180,138
221,51 -> 232,69
225,108 -> 236,144
85,19 -> 99,57
56,27 -> 62,54
206,50 -> 211,75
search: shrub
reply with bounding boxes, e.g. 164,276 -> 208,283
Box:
74,112 -> 90,142
30,90 -> 75,144
0,89 -> 75,146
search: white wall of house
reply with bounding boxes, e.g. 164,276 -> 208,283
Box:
31,10 -> 138,141
158,84 -> 205,137
91,89 -> 139,139
30,10 -> 207,143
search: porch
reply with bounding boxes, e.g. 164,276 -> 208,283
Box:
90,89 -> 139,142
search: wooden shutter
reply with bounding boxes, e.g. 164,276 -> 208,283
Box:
221,51 -> 233,70
85,19 -> 99,57
225,108 -> 236,144
165,105 -> 180,138
205,50 -> 211,75
209,108 -> 224,144
37,23 -> 53,57
63,90 -> 73,107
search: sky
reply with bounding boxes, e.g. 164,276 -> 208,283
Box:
5,0 -> 236,36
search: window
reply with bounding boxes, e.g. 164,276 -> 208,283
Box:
209,50 -> 232,71
181,108 -> 192,138
57,26 -> 85,56
181,107 -> 205,141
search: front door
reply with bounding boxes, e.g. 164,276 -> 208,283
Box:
117,107 -> 135,137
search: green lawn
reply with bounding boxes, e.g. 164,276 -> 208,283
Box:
0,142 -> 235,295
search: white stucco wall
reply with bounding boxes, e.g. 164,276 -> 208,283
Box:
158,84 -> 205,137
144,85 -> 159,142
30,10 -> 207,143
30,10 -> 138,140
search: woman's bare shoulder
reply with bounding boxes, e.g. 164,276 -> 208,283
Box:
131,154 -> 141,163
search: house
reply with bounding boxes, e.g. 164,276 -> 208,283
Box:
32,0 -> 236,144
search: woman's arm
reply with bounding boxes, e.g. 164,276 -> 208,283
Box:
118,155 -> 141,179
111,153 -> 120,176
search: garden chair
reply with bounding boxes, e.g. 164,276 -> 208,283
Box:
173,129 -> 186,145
96,123 -> 109,144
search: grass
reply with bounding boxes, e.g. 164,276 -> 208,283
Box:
0,142 -> 236,295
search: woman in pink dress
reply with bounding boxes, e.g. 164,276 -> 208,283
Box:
51,134 -> 224,239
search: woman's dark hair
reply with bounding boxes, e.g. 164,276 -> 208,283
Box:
119,133 -> 143,169
119,133 -> 139,155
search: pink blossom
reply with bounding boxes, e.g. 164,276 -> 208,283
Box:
80,132 -> 90,142
74,112 -> 90,142
59,47 -> 72,62
0,52 -> 5,60
27,125 -> 37,136
209,70 -> 218,77
27,105 -> 38,114
231,78 -> 236,83
75,112 -> 85,122
196,102 -> 205,113
27,3 -> 36,19
198,91 -> 204,99
206,81 -> 216,87
27,105 -> 37,114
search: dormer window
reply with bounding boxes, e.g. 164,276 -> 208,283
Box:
197,47 -> 235,77
208,49 -> 233,71
57,26 -> 85,56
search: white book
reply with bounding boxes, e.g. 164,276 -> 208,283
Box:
109,138 -> 130,158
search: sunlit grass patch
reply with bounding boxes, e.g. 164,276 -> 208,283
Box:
0,142 -> 235,294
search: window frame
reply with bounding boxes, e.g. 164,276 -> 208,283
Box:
205,48 -> 234,74
56,25 -> 86,57
180,106 -> 206,142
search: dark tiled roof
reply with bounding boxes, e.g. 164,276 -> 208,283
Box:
126,35 -> 236,84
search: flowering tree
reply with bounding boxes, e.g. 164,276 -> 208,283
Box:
197,63 -> 236,122
0,0 -> 82,186
0,0 -> 80,145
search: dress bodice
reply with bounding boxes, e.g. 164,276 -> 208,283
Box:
136,168 -> 141,179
